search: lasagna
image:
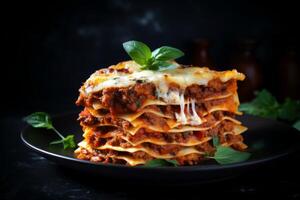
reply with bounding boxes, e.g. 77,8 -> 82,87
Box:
75,61 -> 247,166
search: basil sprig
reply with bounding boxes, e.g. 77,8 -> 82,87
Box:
23,112 -> 76,149
122,40 -> 184,71
239,89 -> 300,131
211,136 -> 251,165
239,89 -> 300,121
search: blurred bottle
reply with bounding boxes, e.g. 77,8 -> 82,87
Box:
230,39 -> 263,102
192,38 -> 214,69
278,47 -> 300,99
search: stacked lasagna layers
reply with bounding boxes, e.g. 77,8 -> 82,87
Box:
75,61 -> 247,166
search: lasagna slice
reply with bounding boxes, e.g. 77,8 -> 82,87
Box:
75,61 -> 247,166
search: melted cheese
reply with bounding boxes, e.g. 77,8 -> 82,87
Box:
139,92 -> 233,106
81,61 -> 245,105
175,96 -> 203,126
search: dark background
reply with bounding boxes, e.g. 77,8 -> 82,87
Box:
1,0 -> 300,199
3,0 -> 300,116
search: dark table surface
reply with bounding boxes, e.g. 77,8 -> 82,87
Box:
1,116 -> 300,200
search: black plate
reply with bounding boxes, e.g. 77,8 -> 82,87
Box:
21,113 -> 300,184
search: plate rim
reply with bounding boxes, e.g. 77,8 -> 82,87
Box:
20,114 -> 299,172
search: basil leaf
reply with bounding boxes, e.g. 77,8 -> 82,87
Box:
158,63 -> 179,71
144,159 -> 178,167
50,135 -> 76,149
152,46 -> 184,61
240,89 -> 300,125
165,159 -> 179,166
24,112 -> 76,150
213,146 -> 251,165
293,120 -> 300,131
149,60 -> 172,71
62,135 -> 76,149
122,41 -> 185,71
23,112 -> 54,129
239,89 -> 280,118
278,98 -> 300,122
123,41 -> 152,66
211,136 -> 250,164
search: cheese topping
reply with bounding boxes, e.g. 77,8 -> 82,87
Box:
81,61 -> 245,105
80,61 -> 244,127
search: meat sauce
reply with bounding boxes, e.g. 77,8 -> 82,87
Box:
76,79 -> 237,116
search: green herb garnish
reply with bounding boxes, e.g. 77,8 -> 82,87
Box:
293,120 -> 300,131
239,89 -> 300,124
239,89 -> 280,119
50,135 -> 76,149
122,40 -> 184,71
144,159 -> 179,167
23,112 -> 76,149
278,98 -> 300,122
210,136 -> 251,165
